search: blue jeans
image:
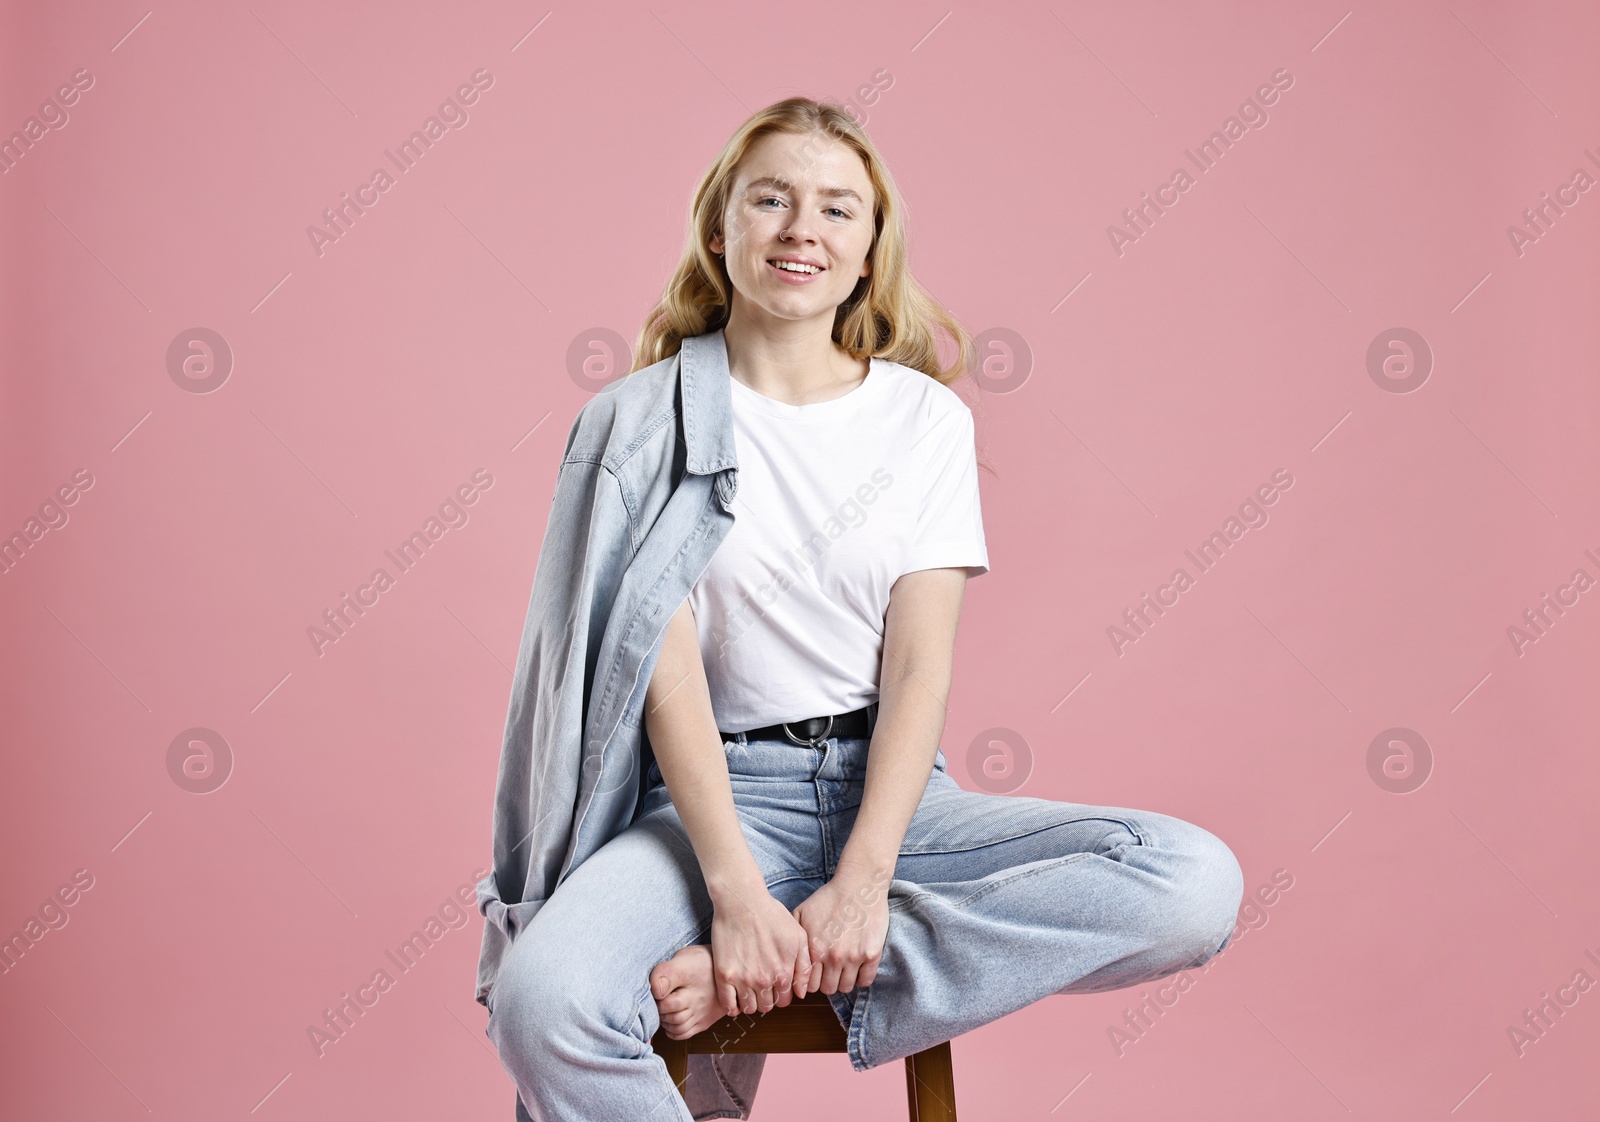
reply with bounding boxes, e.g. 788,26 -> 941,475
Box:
485,735 -> 1244,1120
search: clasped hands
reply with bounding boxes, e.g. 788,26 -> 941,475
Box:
709,862 -> 892,1018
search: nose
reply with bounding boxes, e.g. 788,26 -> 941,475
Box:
780,216 -> 817,244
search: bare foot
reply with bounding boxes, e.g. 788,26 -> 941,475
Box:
650,944 -> 728,1040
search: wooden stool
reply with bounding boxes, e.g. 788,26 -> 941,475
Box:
652,991 -> 958,1120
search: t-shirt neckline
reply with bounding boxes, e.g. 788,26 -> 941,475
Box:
728,356 -> 882,418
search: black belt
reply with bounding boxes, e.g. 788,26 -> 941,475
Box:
722,703 -> 878,747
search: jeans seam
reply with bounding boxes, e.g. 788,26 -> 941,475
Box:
849,977 -> 874,1069
710,1054 -> 751,1116
921,851 -> 1093,913
759,871 -> 827,895
897,814 -> 1150,857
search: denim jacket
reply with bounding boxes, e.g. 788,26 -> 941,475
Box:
475,327 -> 766,1119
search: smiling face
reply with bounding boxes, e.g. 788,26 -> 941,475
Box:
709,130 -> 877,329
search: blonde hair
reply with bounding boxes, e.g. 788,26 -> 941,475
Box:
632,97 -> 974,388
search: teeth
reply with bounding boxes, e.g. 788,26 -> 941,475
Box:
771,260 -> 820,274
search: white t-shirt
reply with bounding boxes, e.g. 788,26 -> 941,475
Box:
688,356 -> 989,733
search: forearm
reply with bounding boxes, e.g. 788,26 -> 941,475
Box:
644,600 -> 767,910
837,567 -> 967,883
836,654 -> 950,880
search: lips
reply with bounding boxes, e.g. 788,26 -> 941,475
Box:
766,258 -> 825,281
765,259 -> 824,283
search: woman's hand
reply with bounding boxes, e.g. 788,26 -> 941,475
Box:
793,864 -> 892,995
710,885 -> 813,1016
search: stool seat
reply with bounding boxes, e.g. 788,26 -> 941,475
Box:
652,991 -> 957,1120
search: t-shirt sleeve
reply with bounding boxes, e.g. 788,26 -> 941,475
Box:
904,407 -> 989,578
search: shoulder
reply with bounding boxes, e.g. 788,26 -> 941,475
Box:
873,358 -> 973,428
563,351 -> 680,471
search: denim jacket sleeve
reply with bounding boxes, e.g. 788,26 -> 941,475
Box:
473,331 -> 758,1120
473,416 -> 638,1009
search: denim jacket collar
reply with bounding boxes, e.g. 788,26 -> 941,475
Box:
679,328 -> 738,475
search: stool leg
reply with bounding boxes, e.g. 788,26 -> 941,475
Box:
655,1032 -> 689,1096
904,1041 -> 958,1122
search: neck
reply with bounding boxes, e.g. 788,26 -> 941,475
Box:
720,307 -> 867,407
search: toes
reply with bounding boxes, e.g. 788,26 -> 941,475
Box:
661,1015 -> 695,1040
657,991 -> 689,1014
666,1015 -> 705,1040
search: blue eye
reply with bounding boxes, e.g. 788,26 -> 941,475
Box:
757,197 -> 849,219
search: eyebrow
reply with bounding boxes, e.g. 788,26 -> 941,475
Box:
743,175 -> 864,205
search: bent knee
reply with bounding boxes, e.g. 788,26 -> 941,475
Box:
1164,821 -> 1245,962
489,932 -> 647,1061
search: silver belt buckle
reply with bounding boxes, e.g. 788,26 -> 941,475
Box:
781,714 -> 834,747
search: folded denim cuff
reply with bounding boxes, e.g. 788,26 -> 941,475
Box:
682,1052 -> 766,1121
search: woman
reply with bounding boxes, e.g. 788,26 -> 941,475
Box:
480,98 -> 1244,1122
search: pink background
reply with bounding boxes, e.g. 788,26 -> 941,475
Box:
3,1 -> 1598,1118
